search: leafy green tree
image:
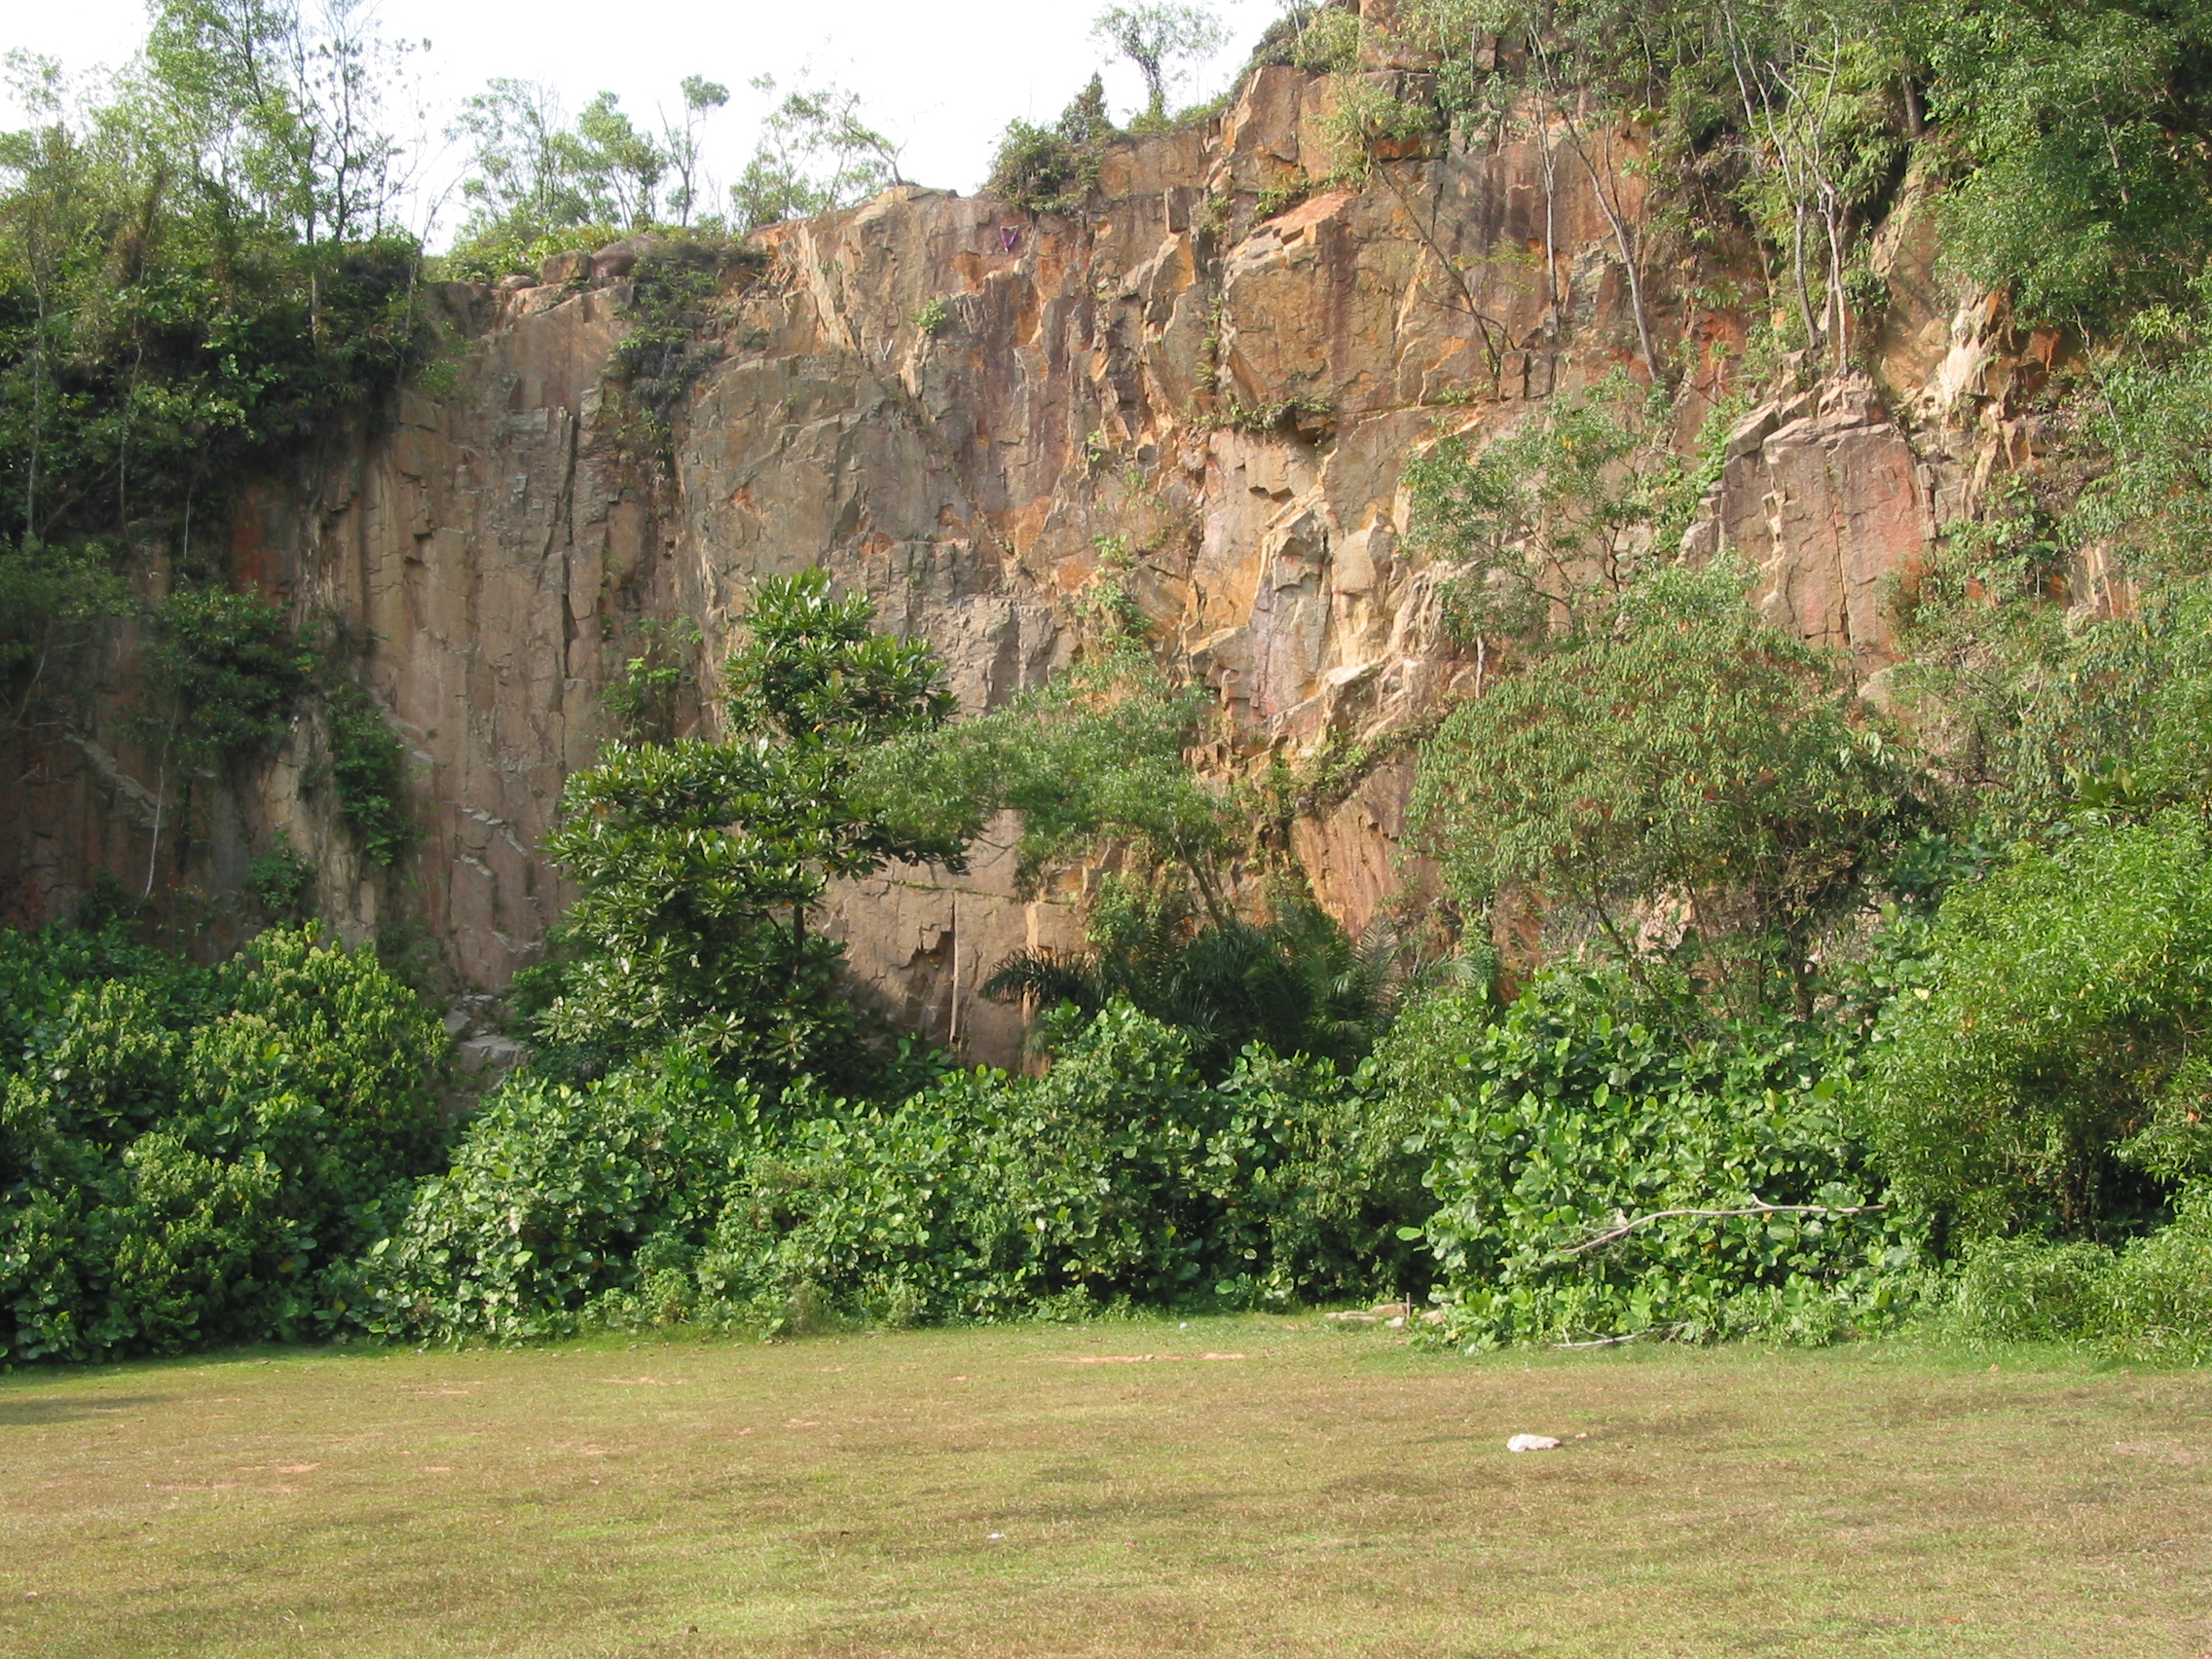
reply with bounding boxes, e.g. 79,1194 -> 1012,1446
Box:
145,0 -> 423,257
451,79 -> 675,248
1925,0 -> 2212,325
863,623 -> 1433,1069
1426,0 -> 1679,374
1092,4 -> 1228,124
863,639 -> 1237,918
1866,812 -> 2212,1243
1404,371 -> 1691,652
532,571 -> 962,1085
661,76 -> 729,229
1,13 -> 425,564
1717,5 -> 1905,370
1414,563 -> 1924,1011
729,77 -> 903,231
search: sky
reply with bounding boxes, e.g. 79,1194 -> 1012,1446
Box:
3,0 -> 1283,244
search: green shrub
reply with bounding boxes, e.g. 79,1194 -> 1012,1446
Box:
599,616 -> 703,745
0,925 -> 447,1362
1865,812 -> 2212,1242
440,222 -> 623,285
608,246 -> 755,461
1950,1187 -> 2212,1364
148,589 -> 316,756
357,1005 -> 1426,1343
983,885 -> 1417,1077
1951,1235 -> 2116,1344
986,77 -> 1114,215
246,833 -> 314,917
2098,1188 -> 2212,1363
325,682 -> 416,866
346,1051 -> 759,1343
1395,970 -> 1924,1348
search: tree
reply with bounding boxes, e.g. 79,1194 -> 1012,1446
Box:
1091,4 -> 1228,123
574,92 -> 666,228
861,639 -> 1237,923
1924,0 -> 2212,326
1717,3 -> 1905,373
532,571 -> 964,1085
144,0 -> 423,246
661,76 -> 728,229
1404,370 -> 1688,660
1413,562 -> 1924,1012
1,16 -> 422,596
859,625 -> 1435,1070
729,77 -> 903,231
452,80 -> 674,242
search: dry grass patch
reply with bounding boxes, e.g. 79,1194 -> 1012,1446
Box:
0,1318 -> 2207,1656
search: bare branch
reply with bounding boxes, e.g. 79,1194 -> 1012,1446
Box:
1558,1200 -> 1887,1257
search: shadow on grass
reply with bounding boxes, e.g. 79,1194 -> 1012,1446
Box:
0,1394 -> 168,1425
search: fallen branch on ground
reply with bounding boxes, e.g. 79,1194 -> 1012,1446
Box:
1552,1323 -> 1688,1350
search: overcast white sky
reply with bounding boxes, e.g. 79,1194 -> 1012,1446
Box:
4,0 -> 1281,244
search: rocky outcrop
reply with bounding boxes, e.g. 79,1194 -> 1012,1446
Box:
4,46 -> 2011,1066
1679,377 -> 1935,670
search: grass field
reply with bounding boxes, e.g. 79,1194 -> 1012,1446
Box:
0,1317 -> 2207,1658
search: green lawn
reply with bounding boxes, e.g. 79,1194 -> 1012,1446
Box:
0,1317 -> 2206,1657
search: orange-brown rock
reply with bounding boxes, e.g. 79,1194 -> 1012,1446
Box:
2,64 -> 1995,1067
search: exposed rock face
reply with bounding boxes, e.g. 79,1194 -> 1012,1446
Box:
1,56 -> 2006,1066
1679,377 -> 1936,669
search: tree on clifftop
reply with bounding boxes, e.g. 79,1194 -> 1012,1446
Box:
1092,4 -> 1228,123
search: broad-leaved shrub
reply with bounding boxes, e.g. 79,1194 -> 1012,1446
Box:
0,925 -> 446,1362
1394,971 -> 1923,1347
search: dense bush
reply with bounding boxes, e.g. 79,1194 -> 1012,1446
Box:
341,1050 -> 758,1342
146,589 -> 316,756
1865,812 -> 2212,1242
324,681 -> 416,866
985,77 -> 1115,215
1415,564 -> 1925,1012
1951,1187 -> 2212,1363
1393,971 -> 1925,1348
354,1004 -> 1429,1345
983,883 -> 1415,1076
0,925 -> 447,1362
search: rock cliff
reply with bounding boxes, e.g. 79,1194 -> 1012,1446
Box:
0,57 -> 2052,1067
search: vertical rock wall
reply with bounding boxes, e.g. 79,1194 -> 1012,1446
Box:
6,58 -> 2040,1067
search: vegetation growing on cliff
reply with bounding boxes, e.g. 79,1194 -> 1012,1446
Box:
14,0 -> 2212,1371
